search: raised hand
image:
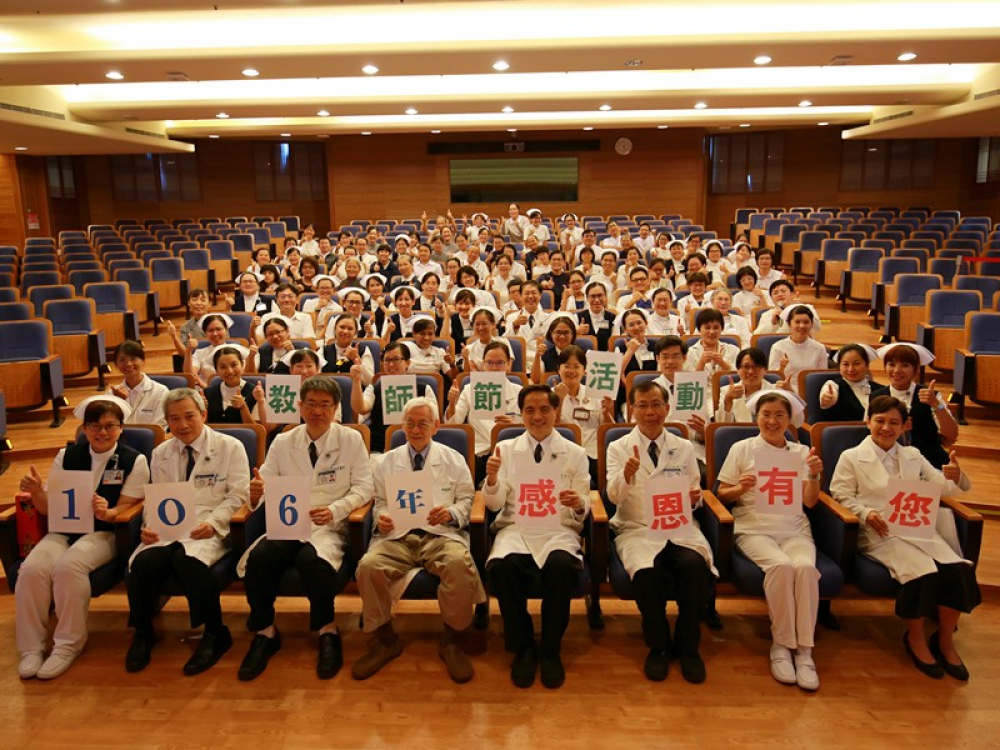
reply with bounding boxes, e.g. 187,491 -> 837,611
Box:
20,465 -> 44,497
249,467 -> 265,505
806,446 -> 823,477
942,450 -> 961,483
486,446 -> 502,483
624,444 -> 642,483
918,380 -> 939,405
819,380 -> 838,409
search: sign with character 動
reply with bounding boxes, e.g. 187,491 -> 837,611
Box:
672,371 -> 709,424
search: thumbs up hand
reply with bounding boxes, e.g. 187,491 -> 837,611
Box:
806,446 -> 823,477
624,444 -> 642,484
486,447 -> 502,485
943,450 -> 961,483
249,467 -> 265,505
918,380 -> 939,406
20,465 -> 45,498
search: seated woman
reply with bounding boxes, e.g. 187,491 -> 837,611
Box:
830,395 -> 977,680
532,314 -> 577,383
406,316 -> 458,380
297,256 -> 321,293
321,313 -> 374,385
716,347 -> 775,423
574,246 -> 596,281
246,246 -> 274,277
616,308 -> 659,414
876,343 -> 956,469
185,313 -> 250,388
302,275 -> 342,336
767,305 -> 829,396
259,264 -> 281,295
732,267 -> 770,319
416,271 -> 444,314
615,246 -> 645,290
818,343 -> 888,422
282,246 -> 303,285
16,395 -> 149,680
166,288 -> 211,355
553,346 -> 614,486
486,253 -> 518,306
108,340 -> 170,430
463,307 -> 512,371
711,288 -> 752,349
204,346 -> 264,425
716,390 -> 823,691
445,289 -> 476,354
685,309 -> 740,379
704,240 -> 735,282
252,316 -> 297,374
559,270 -> 588,312
591,250 -> 621,294
256,283 -> 316,342
335,257 -> 366,290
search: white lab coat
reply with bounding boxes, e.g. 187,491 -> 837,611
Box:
238,423 -> 373,575
114,375 -> 170,430
606,427 -> 716,577
829,436 -> 970,584
133,426 -> 250,567
483,431 -> 590,568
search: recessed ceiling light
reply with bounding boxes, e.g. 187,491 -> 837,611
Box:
694,102 -> 708,109
361,131 -> 372,136
105,70 -> 124,80
317,110 -> 330,117
799,100 -> 813,107
216,112 -> 229,118
502,105 -> 514,114
599,104 -> 612,111
14,146 -> 27,151
405,108 -> 418,115
430,130 -> 441,134
280,133 -> 291,137
492,60 -> 510,72
208,134 -> 220,138
362,64 -> 379,75
753,55 -> 772,66
657,125 -> 668,129
582,126 -> 594,131
242,68 -> 259,77
897,52 -> 917,62
739,123 -> 750,127
507,128 -> 517,133
624,59 -> 644,68
818,121 -> 830,126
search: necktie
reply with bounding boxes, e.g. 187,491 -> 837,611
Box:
648,440 -> 660,466
184,445 -> 196,481
412,452 -> 424,471
309,442 -> 318,468
534,443 -> 543,464
528,314 -> 535,328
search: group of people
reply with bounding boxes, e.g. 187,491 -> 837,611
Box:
12,211 -> 980,692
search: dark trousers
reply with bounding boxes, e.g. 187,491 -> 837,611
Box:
244,540 -> 338,631
127,543 -> 223,633
488,551 -> 579,654
474,454 -> 489,488
896,561 -> 981,620
631,543 -> 710,656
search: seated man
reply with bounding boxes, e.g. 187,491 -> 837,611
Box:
125,388 -> 251,675
238,377 -> 372,681
353,398 -> 486,683
606,380 -> 715,683
484,385 -> 590,689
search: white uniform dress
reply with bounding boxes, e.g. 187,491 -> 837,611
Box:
715,381 -> 776,423
449,378 -> 522,456
483,431 -> 590,568
237,424 -> 373,576
558,385 -> 603,459
606,428 -> 716,578
830,436 -> 970,584
132,426 -> 250,567
192,343 -> 251,384
768,337 -> 829,395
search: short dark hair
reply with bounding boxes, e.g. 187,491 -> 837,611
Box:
756,249 -> 775,261
212,345 -> 244,368
788,304 -> 815,322
290,348 -> 320,368
83,399 -> 125,424
737,346 -> 767,368
518,383 -> 559,410
412,318 -> 436,335
770,279 -> 795,295
383,341 -> 411,361
482,340 -> 510,361
114,340 -> 145,361
300,375 -> 341,406
837,343 -> 871,364
274,282 -> 299,297
868,394 -> 909,421
629,379 -> 669,406
655,335 -> 687,356
263,316 -> 290,335
736,266 -> 758,283
686,272 -> 709,286
455,289 -> 477,305
695,308 -> 724,329
557,344 -> 587,367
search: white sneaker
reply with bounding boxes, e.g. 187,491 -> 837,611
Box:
37,651 -> 79,680
19,651 -> 44,679
769,645 -> 796,685
794,649 -> 820,691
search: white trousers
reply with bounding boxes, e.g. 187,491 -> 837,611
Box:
15,531 -> 116,655
736,533 -> 819,649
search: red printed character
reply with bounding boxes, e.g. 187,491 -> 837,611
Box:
518,479 -> 558,518
887,491 -> 934,528
651,492 -> 689,530
758,468 -> 798,506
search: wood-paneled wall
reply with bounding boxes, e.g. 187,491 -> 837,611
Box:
326,128 -> 708,230
0,154 -> 53,247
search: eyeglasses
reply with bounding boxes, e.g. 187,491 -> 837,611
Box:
85,422 -> 122,433
403,420 -> 434,430
382,357 -> 405,364
303,401 -> 335,412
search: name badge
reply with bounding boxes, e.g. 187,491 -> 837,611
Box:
637,349 -> 654,363
193,474 -> 217,488
573,407 -> 593,421
595,319 -> 609,330
102,469 -> 124,485
317,469 -> 338,485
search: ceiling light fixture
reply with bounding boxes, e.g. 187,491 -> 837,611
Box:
242,68 -> 259,77
105,70 -> 124,80
362,64 -> 379,75
492,60 -> 510,72
799,99 -> 813,107
599,104 -> 612,111
14,146 -> 28,151
897,52 -> 917,62
361,131 -> 372,136
694,102 -> 708,109
657,125 -> 668,129
582,126 -> 594,131
507,128 -> 517,133
405,107 -> 418,115
216,112 -> 229,118
739,123 -> 750,127
209,134 -> 220,138
280,133 -> 291,137
502,106 -> 514,113
317,109 -> 330,116
753,55 -> 772,65
431,130 -> 441,134
818,121 -> 830,126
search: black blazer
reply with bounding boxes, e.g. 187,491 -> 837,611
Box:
818,377 -> 889,422
577,309 -> 616,352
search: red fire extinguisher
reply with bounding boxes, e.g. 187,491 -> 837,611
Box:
26,208 -> 40,230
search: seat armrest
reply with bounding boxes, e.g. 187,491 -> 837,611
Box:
942,496 -> 983,565
229,503 -> 253,554
807,493 -> 859,575
699,491 -> 734,582
347,501 -> 373,561
113,500 -> 144,557
587,491 -> 609,584
469,492 -> 489,573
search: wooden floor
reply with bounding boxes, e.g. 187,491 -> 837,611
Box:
1,589 -> 999,749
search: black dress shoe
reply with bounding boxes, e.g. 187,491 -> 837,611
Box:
125,630 -> 155,673
903,632 -> 943,679
678,653 -> 707,684
317,633 -> 343,680
643,649 -> 670,682
539,650 -> 565,689
510,645 -> 538,688
929,632 -> 969,681
183,626 -> 233,676
238,631 -> 282,682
